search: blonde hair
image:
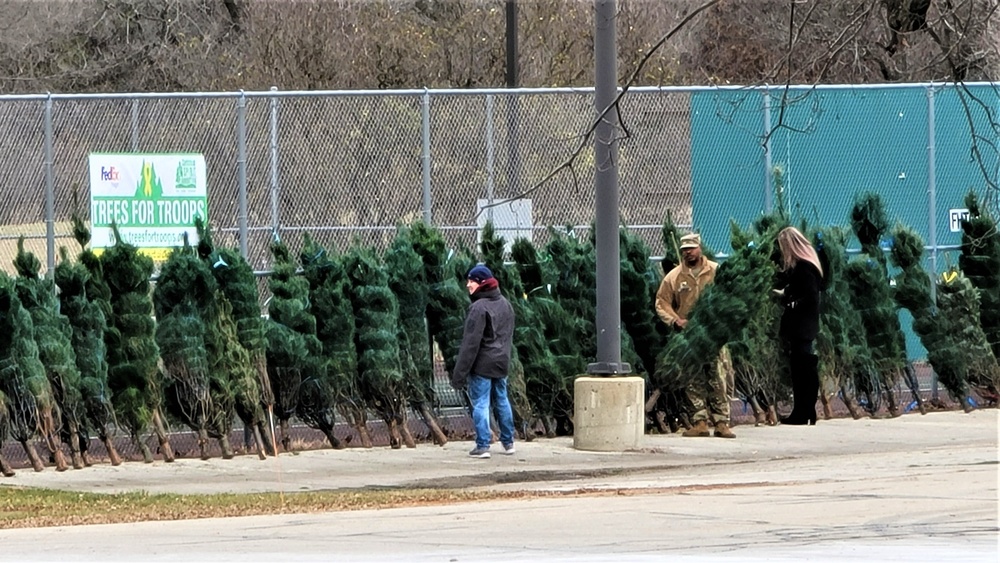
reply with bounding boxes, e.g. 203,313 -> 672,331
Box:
777,227 -> 823,278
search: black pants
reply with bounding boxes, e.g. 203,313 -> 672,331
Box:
784,338 -> 819,421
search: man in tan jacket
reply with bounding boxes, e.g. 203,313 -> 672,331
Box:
655,233 -> 735,438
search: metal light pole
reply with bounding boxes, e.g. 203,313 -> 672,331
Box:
505,0 -> 521,201
587,0 -> 629,375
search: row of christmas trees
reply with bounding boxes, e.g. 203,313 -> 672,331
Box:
1,186 -> 998,474
652,184 -> 1000,429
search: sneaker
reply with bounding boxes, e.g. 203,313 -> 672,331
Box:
501,443 -> 516,455
468,446 -> 491,458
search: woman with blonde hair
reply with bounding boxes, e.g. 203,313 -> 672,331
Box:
775,226 -> 824,425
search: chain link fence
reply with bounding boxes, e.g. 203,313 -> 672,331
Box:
0,87 -> 696,279
0,84 -> 996,468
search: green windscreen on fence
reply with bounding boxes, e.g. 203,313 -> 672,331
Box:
690,84 -> 1000,361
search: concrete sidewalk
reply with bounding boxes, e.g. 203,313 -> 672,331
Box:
3,409 -> 997,495
1,410 -> 997,562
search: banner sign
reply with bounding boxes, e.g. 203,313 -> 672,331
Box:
88,153 -> 208,261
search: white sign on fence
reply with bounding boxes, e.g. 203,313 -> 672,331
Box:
949,208 -> 970,233
477,198 -> 533,253
88,153 -> 208,261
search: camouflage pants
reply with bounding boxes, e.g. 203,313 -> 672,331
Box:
686,346 -> 733,424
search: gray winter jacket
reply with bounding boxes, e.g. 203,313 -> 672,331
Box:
451,286 -> 515,387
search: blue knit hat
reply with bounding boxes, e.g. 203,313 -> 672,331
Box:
467,264 -> 494,283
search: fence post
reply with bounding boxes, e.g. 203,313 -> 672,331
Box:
131,98 -> 140,151
763,86 -> 773,213
44,93 -> 55,277
927,83 -> 939,401
421,89 -> 433,224
269,86 -> 280,240
237,90 -> 249,259
485,93 -> 495,223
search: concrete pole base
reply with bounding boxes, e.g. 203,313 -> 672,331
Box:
573,376 -> 645,452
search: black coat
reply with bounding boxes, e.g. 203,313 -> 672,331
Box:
451,286 -> 515,387
778,261 -> 823,342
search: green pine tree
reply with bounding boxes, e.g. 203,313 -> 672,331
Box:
300,234 -> 372,448
0,271 -> 64,471
153,236 -> 225,459
655,220 -> 771,395
959,191 -> 1000,360
510,235 -> 579,437
345,245 -> 414,449
385,225 -> 449,445
102,223 -> 174,462
936,270 -> 1000,407
14,238 -> 85,469
265,239 -> 329,451
845,192 -> 909,416
57,215 -> 123,465
810,226 -> 869,420
195,219 -> 275,457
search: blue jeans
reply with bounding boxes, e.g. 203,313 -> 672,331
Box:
468,375 -> 515,449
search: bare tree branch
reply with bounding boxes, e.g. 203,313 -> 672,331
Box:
477,0 -> 724,216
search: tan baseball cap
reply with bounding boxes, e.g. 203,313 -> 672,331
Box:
679,233 -> 701,250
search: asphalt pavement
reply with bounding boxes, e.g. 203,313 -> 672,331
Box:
1,409 -> 997,562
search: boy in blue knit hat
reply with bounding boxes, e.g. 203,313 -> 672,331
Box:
452,264 -> 516,458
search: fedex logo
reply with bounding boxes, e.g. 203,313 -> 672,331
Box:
101,166 -> 120,182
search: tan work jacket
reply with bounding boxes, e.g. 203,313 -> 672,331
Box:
655,258 -> 719,326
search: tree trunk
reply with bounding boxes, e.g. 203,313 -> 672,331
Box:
321,427 -> 344,450
0,454 -> 14,477
198,428 -> 210,460
152,409 -> 175,462
133,433 -> 154,463
39,411 -> 68,472
341,405 -> 373,448
902,363 -> 927,415
218,433 -> 234,459
884,385 -> 902,418
66,422 -> 85,470
279,419 -> 291,451
388,419 -> 403,449
20,440 -> 45,472
399,416 -> 416,448
252,424 -> 267,460
257,419 -> 276,457
102,434 -> 123,466
417,403 -> 447,445
644,388 -> 661,413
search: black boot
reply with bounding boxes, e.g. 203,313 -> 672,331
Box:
783,354 -> 819,425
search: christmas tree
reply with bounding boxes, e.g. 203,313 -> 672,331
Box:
810,226 -> 868,420
345,245 -> 414,449
59,215 -> 123,465
655,220 -> 771,396
14,238 -> 85,469
271,234 -> 345,452
196,218 -> 275,457
959,191 -> 1000,360
510,235 -> 580,436
410,222 -> 470,393
727,215 -> 785,426
937,271 -> 1000,406
102,223 -> 174,462
266,240 -> 336,450
299,234 -> 371,448
385,226 -> 448,445
0,271 -> 64,471
845,192 -> 908,416
0,389 -> 13,476
153,236 -> 227,459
